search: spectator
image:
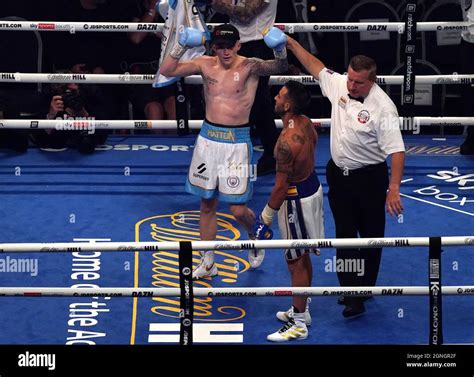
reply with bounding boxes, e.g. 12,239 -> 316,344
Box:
126,0 -> 176,123
32,74 -> 107,153
51,0 -> 128,120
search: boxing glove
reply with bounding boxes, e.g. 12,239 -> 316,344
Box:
157,0 -> 169,20
170,27 -> 205,59
178,27 -> 205,48
253,203 -> 278,240
263,27 -> 287,52
253,218 -> 274,240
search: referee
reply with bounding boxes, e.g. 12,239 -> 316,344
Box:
287,36 -> 405,318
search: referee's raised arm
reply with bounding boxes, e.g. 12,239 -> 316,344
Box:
286,35 -> 325,80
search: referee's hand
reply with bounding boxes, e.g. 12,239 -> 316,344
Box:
386,188 -> 404,216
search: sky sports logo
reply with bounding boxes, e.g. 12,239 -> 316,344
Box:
401,169 -> 474,216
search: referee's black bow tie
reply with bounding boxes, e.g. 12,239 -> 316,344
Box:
348,94 -> 365,103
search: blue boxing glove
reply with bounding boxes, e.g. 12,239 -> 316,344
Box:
170,27 -> 204,59
254,218 -> 274,240
263,27 -> 288,52
178,27 -> 205,48
157,0 -> 169,20
253,204 -> 278,240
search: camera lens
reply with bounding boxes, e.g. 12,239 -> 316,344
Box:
62,90 -> 84,112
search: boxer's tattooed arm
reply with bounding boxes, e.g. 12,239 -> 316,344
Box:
303,118 -> 317,142
245,57 -> 288,77
292,133 -> 305,145
276,140 -> 294,182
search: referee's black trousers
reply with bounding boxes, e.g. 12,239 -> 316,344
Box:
326,159 -> 389,290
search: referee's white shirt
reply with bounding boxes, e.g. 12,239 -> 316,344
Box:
230,0 -> 278,43
318,67 -> 405,170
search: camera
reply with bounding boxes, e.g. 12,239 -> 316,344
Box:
61,89 -> 84,112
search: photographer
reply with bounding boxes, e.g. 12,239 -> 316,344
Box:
33,80 -> 107,153
49,84 -> 90,120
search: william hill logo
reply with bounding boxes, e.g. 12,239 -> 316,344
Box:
135,211 -> 252,322
301,76 -> 317,83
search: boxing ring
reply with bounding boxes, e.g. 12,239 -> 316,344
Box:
0,13 -> 473,377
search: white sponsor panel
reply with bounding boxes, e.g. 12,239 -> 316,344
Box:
148,323 -> 244,343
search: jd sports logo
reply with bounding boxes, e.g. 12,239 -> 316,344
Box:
197,163 -> 206,174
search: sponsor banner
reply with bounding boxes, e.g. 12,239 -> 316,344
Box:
46,74 -> 87,81
0,73 -> 17,81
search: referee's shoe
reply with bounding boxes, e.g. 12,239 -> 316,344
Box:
341,297 -> 366,318
338,295 -> 372,305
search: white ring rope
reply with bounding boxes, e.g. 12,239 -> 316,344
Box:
0,286 -> 472,297
1,117 -> 473,130
0,236 -> 472,253
1,73 -> 472,85
0,21 -> 471,33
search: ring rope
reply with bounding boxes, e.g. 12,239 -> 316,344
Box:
0,19 -> 471,348
0,286 -> 472,297
1,73 -> 473,85
1,117 -> 473,130
0,236 -> 472,253
0,21 -> 471,33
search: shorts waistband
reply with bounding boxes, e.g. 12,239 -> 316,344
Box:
204,118 -> 250,128
286,171 -> 321,199
201,120 -> 250,143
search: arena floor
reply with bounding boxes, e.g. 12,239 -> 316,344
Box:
0,134 -> 472,346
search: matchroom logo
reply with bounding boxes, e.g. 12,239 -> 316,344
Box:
132,211 -> 252,344
401,169 -> 473,216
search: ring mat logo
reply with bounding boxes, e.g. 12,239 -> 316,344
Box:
404,169 -> 474,214
135,211 -> 252,322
